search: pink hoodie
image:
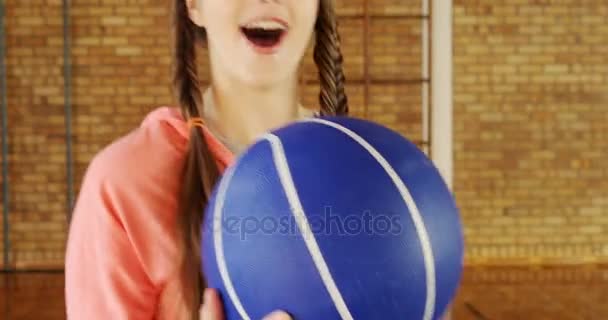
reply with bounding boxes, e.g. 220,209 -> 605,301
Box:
65,107 -> 234,319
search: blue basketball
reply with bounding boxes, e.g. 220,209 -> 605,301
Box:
201,117 -> 464,320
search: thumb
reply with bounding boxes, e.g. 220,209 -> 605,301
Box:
262,311 -> 292,320
200,288 -> 224,320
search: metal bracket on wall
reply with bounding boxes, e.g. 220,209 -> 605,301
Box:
340,14 -> 430,20
0,0 -> 12,272
63,0 -> 75,224
357,0 -> 432,152
303,78 -> 429,86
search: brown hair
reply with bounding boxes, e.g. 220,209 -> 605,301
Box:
171,0 -> 348,318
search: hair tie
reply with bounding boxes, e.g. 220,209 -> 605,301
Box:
188,117 -> 206,130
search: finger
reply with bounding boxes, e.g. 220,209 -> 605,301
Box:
262,310 -> 292,320
200,288 -> 225,320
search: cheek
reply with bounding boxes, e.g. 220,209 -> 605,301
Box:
299,1 -> 319,29
204,15 -> 241,55
202,2 -> 237,37
291,2 -> 318,44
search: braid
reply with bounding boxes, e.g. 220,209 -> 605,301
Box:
172,1 -> 219,319
314,0 -> 349,116
173,1 -> 205,119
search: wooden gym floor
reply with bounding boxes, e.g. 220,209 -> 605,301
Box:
0,266 -> 606,319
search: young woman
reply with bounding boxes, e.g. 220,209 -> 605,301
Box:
64,0 -> 348,319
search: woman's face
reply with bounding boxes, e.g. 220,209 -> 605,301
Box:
188,0 -> 319,88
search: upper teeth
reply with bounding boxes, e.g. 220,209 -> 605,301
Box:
244,20 -> 286,30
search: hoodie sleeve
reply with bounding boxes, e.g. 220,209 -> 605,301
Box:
65,149 -> 159,320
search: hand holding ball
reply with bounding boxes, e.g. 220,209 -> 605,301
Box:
201,117 -> 464,320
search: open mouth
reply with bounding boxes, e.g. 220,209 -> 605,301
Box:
241,27 -> 285,47
240,20 -> 287,53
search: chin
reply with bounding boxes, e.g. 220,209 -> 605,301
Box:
240,69 -> 293,89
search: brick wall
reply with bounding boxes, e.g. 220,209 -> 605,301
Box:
3,2 -> 67,268
2,0 -> 606,269
454,0 -> 608,264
